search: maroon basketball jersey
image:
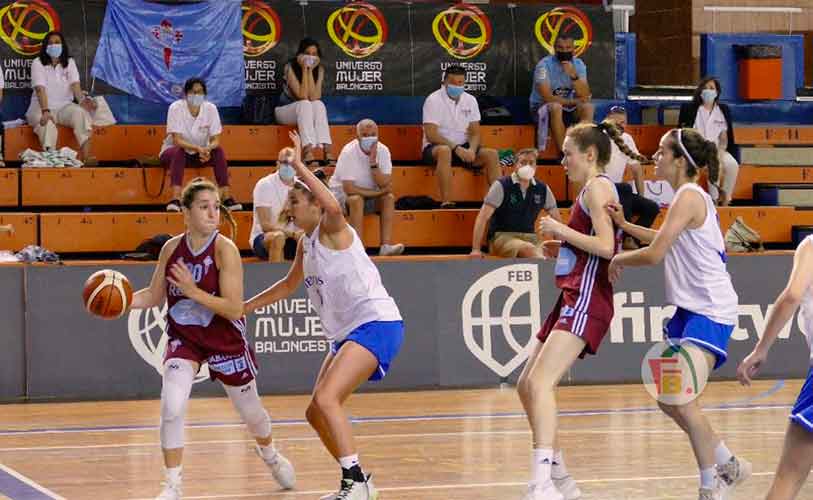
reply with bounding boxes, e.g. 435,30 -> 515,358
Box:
554,176 -> 621,321
165,231 -> 247,353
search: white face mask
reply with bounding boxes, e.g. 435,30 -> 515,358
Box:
517,164 -> 535,180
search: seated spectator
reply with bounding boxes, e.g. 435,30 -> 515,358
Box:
530,33 -> 593,154
603,107 -> 660,249
250,147 -> 302,262
679,77 -> 740,206
159,78 -> 240,212
470,148 -> 561,258
275,38 -> 333,167
422,65 -> 500,208
329,119 -> 404,256
25,31 -> 97,164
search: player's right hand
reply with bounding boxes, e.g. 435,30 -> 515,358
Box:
737,349 -> 767,386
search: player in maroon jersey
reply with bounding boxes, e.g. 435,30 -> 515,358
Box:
516,123 -> 622,500
129,178 -> 295,500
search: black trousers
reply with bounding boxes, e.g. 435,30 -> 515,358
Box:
616,183 -> 659,229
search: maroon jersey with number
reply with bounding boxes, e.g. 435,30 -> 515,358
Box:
165,231 -> 248,357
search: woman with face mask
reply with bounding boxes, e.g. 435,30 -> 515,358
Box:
275,38 -> 334,168
678,77 -> 740,206
159,77 -> 241,212
25,31 -> 98,164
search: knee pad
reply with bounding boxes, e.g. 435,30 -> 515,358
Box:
223,382 -> 272,439
160,358 -> 196,449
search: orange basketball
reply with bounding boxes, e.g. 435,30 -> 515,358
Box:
82,270 -> 133,319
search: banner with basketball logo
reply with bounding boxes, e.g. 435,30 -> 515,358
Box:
241,0 -> 303,95
0,0 -> 89,93
411,2 -> 513,97
91,0 -> 245,106
308,1 -> 411,96
514,4 -> 615,100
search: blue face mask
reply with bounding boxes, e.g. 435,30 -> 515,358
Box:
701,88 -> 718,104
187,94 -> 204,107
279,163 -> 296,181
446,84 -> 465,99
46,44 -> 62,59
359,135 -> 378,152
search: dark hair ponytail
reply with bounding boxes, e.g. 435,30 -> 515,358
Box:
601,120 -> 650,163
668,128 -> 720,185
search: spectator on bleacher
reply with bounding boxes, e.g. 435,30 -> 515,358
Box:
604,106 -> 660,249
679,77 -> 740,206
250,147 -> 302,262
470,147 -> 561,258
160,78 -> 241,212
25,31 -> 98,165
530,33 -> 594,154
328,118 -> 405,256
275,38 -> 334,167
422,65 -> 500,208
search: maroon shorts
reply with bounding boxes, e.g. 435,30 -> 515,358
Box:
164,335 -> 258,386
537,290 -> 612,358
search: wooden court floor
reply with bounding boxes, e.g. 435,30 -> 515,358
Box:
0,380 -> 811,500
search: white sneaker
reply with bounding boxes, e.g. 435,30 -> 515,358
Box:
321,474 -> 376,500
155,482 -> 182,500
255,445 -> 296,490
166,199 -> 181,212
553,475 -> 582,499
717,455 -> 752,497
698,486 -> 723,500
379,243 -> 405,256
522,481 -> 565,500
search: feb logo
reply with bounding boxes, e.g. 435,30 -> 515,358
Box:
327,1 -> 388,59
242,0 -> 281,57
432,2 -> 491,60
641,341 -> 710,405
461,264 -> 541,377
0,0 -> 60,56
535,6 -> 593,57
128,304 -> 210,384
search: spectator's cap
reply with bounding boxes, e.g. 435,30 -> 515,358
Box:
608,105 -> 626,115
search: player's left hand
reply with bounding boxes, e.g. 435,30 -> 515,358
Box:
539,216 -> 564,238
167,258 -> 198,296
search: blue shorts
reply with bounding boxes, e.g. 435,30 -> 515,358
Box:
332,321 -> 404,381
791,366 -> 813,433
665,308 -> 734,370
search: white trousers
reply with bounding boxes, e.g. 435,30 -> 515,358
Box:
26,102 -> 92,150
274,100 -> 331,147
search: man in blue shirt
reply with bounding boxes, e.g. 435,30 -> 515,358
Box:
529,34 -> 593,154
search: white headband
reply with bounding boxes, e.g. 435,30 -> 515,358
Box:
675,129 -> 698,169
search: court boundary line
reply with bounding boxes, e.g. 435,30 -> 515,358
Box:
0,464 -> 65,500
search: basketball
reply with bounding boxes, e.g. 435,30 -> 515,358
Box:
82,269 -> 133,319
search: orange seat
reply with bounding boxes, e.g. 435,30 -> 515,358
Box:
0,213 -> 37,250
0,168 -> 19,207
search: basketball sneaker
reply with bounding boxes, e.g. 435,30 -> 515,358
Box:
553,474 -> 582,499
521,481 -> 565,500
717,455 -> 752,496
255,445 -> 296,490
320,474 -> 376,500
698,486 -> 723,500
332,475 -> 378,500
155,482 -> 181,500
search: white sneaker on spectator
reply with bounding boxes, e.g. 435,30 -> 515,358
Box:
166,199 -> 181,212
379,243 -> 404,256
222,198 -> 243,211
255,445 -> 296,490
155,482 -> 181,500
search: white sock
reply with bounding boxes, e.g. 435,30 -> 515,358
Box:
700,467 -> 715,489
259,443 -> 278,463
715,441 -> 734,466
339,454 -> 360,470
532,448 -> 554,484
166,466 -> 182,485
552,450 -> 568,478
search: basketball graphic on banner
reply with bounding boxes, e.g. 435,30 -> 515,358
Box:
326,1 -> 388,59
535,6 -> 593,57
242,0 -> 281,57
432,2 -> 492,60
0,0 -> 61,56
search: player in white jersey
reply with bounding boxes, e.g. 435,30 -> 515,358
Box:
245,131 -> 403,500
738,235 -> 813,499
607,128 -> 750,500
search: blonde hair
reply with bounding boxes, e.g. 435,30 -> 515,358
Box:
181,177 -> 237,240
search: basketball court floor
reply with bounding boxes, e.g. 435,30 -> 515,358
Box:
0,380 -> 809,499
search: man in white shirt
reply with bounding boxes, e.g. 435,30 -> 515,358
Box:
329,119 -> 404,256
250,147 -> 302,262
422,65 -> 500,208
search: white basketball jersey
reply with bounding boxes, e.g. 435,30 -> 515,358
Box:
302,223 -> 402,342
663,183 -> 738,325
797,236 -> 813,363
